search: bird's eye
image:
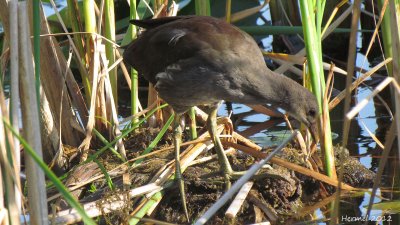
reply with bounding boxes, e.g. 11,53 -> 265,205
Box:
308,109 -> 316,117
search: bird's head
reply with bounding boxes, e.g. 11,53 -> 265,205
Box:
286,89 -> 319,141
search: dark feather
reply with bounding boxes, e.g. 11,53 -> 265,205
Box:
129,16 -> 196,29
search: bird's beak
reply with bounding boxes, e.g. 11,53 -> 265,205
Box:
309,122 -> 319,143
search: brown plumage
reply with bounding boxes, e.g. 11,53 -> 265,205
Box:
123,16 -> 318,128
123,15 -> 319,218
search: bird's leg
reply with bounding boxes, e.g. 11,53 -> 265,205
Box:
173,113 -> 189,221
207,107 -> 234,191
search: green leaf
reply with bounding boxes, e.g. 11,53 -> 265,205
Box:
250,130 -> 338,146
367,201 -> 400,213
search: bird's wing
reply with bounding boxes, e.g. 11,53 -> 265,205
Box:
124,18 -> 216,83
124,16 -> 263,88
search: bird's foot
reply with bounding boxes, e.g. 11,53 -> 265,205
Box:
175,166 -> 190,222
173,113 -> 190,222
220,170 -> 247,192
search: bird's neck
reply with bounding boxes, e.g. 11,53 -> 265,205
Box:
256,68 -> 301,110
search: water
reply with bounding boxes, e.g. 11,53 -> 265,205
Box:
42,0 -> 67,17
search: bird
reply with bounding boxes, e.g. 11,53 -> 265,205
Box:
123,15 -> 319,219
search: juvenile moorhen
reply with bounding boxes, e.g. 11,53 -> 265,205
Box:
123,15 -> 319,215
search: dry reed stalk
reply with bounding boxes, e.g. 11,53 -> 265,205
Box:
225,181 -> 254,219
360,120 -> 384,149
95,66 -> 107,132
247,192 -> 276,223
8,0 -> 22,220
103,63 -> 126,159
188,148 -> 235,166
194,106 -> 208,123
48,0 -> 86,73
232,131 -> 261,150
18,2 -> 48,224
266,51 -> 348,76
98,47 -> 111,131
319,64 -> 337,179
329,58 -> 393,110
0,84 -> 19,225
322,1 -> 349,36
53,182 -> 164,224
27,1 -> 82,147
228,0 -> 269,23
120,100 -> 158,124
346,77 -> 394,119
358,0 -> 388,70
248,105 -> 283,118
9,0 -> 20,167
79,37 -> 102,157
115,50 -> 133,89
341,0 -> 362,146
